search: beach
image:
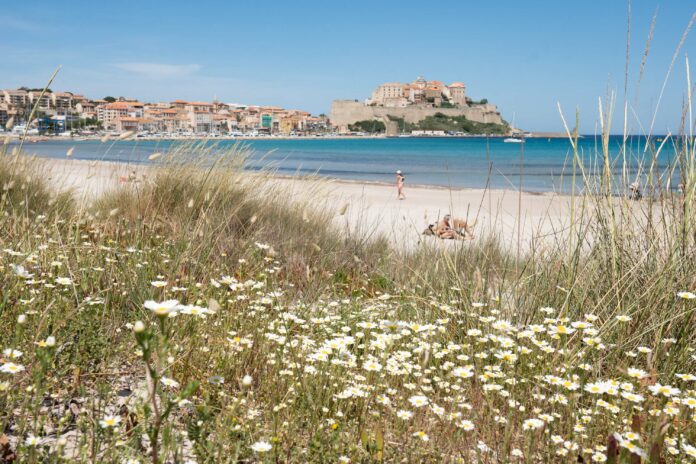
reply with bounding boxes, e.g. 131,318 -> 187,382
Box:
37,157 -> 575,252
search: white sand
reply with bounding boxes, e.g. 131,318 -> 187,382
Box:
35,158 -> 576,252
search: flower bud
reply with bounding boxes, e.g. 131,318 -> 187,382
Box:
133,321 -> 145,333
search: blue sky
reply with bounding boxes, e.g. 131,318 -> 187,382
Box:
2,0 -> 694,132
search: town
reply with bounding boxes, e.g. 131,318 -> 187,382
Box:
0,88 -> 331,137
1,78 -> 519,138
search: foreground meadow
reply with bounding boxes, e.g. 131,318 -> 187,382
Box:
1,129 -> 694,464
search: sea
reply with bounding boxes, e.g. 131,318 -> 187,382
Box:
10,136 -> 682,193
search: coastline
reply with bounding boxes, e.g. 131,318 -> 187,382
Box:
4,132 -> 571,144
30,157 -> 578,252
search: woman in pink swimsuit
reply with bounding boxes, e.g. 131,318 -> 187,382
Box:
396,170 -> 405,200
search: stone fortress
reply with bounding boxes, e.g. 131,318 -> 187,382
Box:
330,76 -> 504,133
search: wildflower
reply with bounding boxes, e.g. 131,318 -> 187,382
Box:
251,441 -> 272,453
242,375 -> 253,386
683,443 -> 696,458
620,441 -> 646,458
2,348 -> 22,359
396,410 -> 413,420
550,324 -> 575,335
160,377 -> 180,388
458,420 -> 475,431
621,392 -> 644,403
363,360 -> 382,372
409,395 -> 429,408
616,315 -> 632,322
511,449 -> 524,458
133,321 -> 145,333
25,434 -> 40,446
452,366 -> 474,379
36,336 -> 55,348
0,362 -> 25,374
150,280 -> 168,288
99,414 -> 121,428
17,314 -> 26,324
55,277 -> 73,285
627,368 -> 647,379
179,305 -> 210,316
677,291 -> 695,300
144,300 -> 180,317
412,431 -> 429,442
584,382 -> 608,395
522,418 -> 544,430
648,383 -> 680,398
11,264 -> 32,279
592,452 -> 607,462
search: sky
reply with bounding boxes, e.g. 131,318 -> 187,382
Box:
2,0 -> 694,133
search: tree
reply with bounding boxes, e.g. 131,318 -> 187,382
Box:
348,120 -> 386,133
103,96 -> 116,103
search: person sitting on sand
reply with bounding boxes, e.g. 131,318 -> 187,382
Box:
629,182 -> 642,200
396,170 -> 405,200
435,214 -> 458,239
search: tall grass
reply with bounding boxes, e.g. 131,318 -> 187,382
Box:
0,17 -> 695,464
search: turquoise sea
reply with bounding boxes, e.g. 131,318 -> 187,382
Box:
14,136 -> 681,193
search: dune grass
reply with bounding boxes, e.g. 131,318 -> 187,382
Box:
1,126 -> 694,463
1,16 -> 695,461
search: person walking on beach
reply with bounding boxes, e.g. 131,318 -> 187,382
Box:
396,170 -> 406,200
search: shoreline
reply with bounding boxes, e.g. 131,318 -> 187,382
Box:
17,152 -> 564,197
4,132 -> 573,144
26,157 -> 580,252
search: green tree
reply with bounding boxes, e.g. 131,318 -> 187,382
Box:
348,120 -> 386,133
103,96 -> 116,103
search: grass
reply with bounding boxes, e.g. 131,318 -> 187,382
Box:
0,129 -> 694,463
1,22 -> 695,464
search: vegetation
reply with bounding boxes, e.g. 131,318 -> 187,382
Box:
0,115 -> 694,462
348,119 -> 386,133
388,113 -> 508,134
66,117 -> 102,131
103,96 -> 117,102
0,16 -> 695,462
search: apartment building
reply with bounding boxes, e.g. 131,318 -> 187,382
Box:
97,101 -> 144,128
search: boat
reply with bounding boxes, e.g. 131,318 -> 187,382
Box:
504,137 -> 523,143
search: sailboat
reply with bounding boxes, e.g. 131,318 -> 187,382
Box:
504,112 -> 523,143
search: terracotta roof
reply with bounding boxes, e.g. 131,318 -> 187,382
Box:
449,82 -> 465,88
104,102 -> 133,109
117,117 -> 153,123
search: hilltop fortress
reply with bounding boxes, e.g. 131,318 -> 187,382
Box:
331,76 -> 505,133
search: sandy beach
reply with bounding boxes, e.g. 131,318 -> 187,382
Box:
30,157 -> 578,252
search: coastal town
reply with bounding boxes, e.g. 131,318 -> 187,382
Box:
0,77 -> 525,138
0,88 -> 331,138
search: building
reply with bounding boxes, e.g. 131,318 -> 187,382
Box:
97,101 -> 144,128
27,91 -> 52,112
0,103 -> 10,128
189,111 -> 212,132
115,117 -> 156,133
367,77 -> 468,108
3,89 -> 29,108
